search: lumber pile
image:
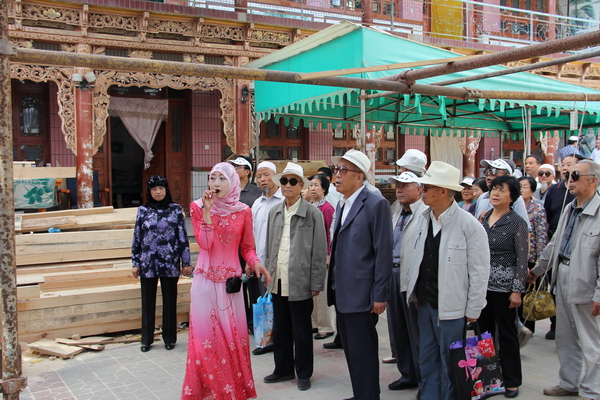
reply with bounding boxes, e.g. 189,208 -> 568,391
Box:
15,206 -> 195,343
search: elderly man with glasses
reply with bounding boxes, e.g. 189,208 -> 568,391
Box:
262,162 -> 327,392
529,160 -> 600,400
475,159 -> 531,230
327,149 -> 393,400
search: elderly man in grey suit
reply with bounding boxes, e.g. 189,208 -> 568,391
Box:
326,149 -> 393,400
262,162 -> 327,392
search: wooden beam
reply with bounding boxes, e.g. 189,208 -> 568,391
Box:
295,56 -> 476,81
13,167 -> 76,179
18,206 -> 115,220
27,339 -> 85,359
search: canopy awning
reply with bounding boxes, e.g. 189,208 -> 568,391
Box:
246,21 -> 600,138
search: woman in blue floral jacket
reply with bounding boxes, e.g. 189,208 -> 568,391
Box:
132,175 -> 191,352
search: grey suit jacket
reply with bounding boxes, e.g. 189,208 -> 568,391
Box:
327,186 -> 393,313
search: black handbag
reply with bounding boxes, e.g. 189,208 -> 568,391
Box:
225,276 -> 242,293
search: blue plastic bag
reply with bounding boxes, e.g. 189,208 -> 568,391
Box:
253,293 -> 273,348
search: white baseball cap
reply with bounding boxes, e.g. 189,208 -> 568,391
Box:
460,177 -> 475,187
332,149 -> 372,181
272,162 -> 311,187
388,171 -> 420,185
480,159 -> 513,174
414,161 -> 464,192
228,156 -> 253,171
396,149 -> 427,173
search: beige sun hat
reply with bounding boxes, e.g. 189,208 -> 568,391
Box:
331,149 -> 372,181
414,161 -> 464,192
272,162 -> 311,187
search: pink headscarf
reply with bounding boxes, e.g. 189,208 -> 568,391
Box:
195,162 -> 248,217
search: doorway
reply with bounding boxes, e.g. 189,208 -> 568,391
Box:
108,89 -> 190,210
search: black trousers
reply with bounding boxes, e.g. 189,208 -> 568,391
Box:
338,309 -> 381,400
140,276 -> 179,346
272,291 -> 314,379
388,267 -> 421,386
478,290 -> 522,388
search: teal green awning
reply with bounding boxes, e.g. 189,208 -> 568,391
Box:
246,21 -> 600,138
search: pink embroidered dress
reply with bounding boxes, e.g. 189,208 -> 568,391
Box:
182,163 -> 260,400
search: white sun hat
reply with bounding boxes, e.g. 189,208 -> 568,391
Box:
272,162 -> 311,187
414,161 -> 464,192
396,149 -> 427,173
331,149 -> 372,181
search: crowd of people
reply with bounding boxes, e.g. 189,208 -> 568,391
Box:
131,138 -> 600,400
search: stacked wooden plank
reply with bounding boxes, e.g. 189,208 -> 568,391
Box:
15,206 -> 195,343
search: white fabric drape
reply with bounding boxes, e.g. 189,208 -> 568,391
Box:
430,133 -> 463,172
108,98 -> 169,169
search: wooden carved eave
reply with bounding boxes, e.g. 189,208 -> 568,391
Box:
93,71 -> 235,154
10,63 -> 77,155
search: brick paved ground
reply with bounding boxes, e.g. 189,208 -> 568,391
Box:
20,317 -> 567,400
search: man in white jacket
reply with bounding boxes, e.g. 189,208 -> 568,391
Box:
406,161 -> 490,400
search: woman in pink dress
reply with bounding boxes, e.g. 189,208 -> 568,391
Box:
182,162 -> 271,400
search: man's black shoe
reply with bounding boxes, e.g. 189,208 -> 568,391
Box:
545,329 -> 555,340
388,379 -> 418,390
298,378 -> 311,390
252,344 -> 274,355
323,341 -> 343,349
263,373 -> 295,383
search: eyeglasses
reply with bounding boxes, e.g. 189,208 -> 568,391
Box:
279,177 -> 300,186
567,170 -> 596,182
538,171 -> 553,178
422,185 -> 438,192
484,168 -> 508,176
333,166 -> 362,176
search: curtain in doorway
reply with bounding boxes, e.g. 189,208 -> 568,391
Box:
108,98 -> 169,169
430,133 -> 463,172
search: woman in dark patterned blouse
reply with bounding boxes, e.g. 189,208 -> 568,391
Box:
479,175 -> 529,399
132,175 -> 191,353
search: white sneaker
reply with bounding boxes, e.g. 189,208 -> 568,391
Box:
382,356 -> 396,364
518,326 -> 533,348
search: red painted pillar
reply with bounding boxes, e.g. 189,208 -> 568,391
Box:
462,134 -> 481,178
362,0 -> 373,26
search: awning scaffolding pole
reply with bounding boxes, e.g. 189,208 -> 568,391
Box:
381,28 -> 600,84
10,49 -> 600,102
433,47 -> 600,86
0,0 -> 27,398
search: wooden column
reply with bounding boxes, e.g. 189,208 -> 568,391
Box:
543,132 -> 560,168
362,0 -> 373,26
235,80 -> 251,156
75,44 -> 94,208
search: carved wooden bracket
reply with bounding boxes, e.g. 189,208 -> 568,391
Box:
10,63 -> 77,155
93,71 -> 236,155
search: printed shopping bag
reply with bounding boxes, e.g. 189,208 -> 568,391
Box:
449,324 -> 505,400
253,293 -> 274,348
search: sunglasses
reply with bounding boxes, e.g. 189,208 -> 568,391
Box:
422,185 -> 438,192
538,171 -> 553,177
333,166 -> 362,176
484,168 -> 508,176
566,170 -> 596,182
279,177 -> 300,186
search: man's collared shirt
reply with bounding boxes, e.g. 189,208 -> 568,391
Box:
240,181 -> 263,207
430,205 -> 452,236
393,209 -> 412,264
252,188 -> 284,264
275,197 -> 301,297
559,197 -> 593,260
340,184 -> 366,226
